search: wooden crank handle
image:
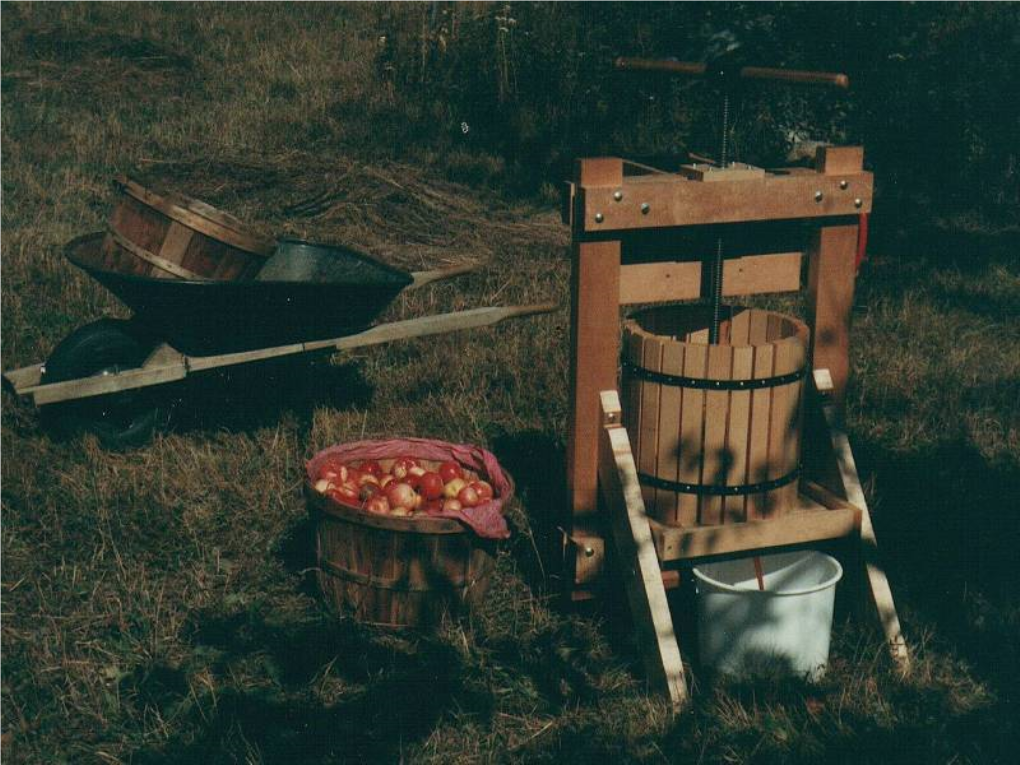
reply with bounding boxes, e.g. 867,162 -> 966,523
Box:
614,57 -> 849,89
740,66 -> 849,89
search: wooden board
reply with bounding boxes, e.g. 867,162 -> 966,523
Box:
566,158 -> 624,542
579,170 -> 873,232
677,342 -> 706,527
746,312 -> 774,519
650,495 -> 860,561
724,343 -> 754,523
700,344 -> 733,525
599,390 -> 687,708
657,341 -> 685,524
815,146 -> 865,175
807,225 -> 858,408
618,252 -> 802,306
679,163 -> 767,182
638,335 -> 664,513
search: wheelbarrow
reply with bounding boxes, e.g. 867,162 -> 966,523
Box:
3,233 -> 557,447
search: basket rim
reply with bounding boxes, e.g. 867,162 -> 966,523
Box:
306,445 -> 514,536
307,485 -> 469,534
115,175 -> 275,257
623,305 -> 809,349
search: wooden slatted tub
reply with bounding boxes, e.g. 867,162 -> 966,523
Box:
622,305 -> 809,526
102,176 -> 275,281
305,456 -> 503,630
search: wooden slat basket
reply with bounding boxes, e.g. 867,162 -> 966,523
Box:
102,176 -> 275,281
306,455 -> 507,630
622,305 -> 809,528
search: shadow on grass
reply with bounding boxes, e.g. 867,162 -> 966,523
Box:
489,428 -> 569,597
133,610 -> 492,764
167,353 -> 374,438
855,438 -> 1020,685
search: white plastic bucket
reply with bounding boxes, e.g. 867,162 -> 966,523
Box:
692,551 -> 843,679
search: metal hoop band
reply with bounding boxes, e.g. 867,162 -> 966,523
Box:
636,467 -> 801,496
623,359 -> 805,391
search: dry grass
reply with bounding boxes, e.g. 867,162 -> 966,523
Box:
2,4 -> 1018,763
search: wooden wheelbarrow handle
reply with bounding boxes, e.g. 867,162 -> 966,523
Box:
614,57 -> 850,89
408,263 -> 479,290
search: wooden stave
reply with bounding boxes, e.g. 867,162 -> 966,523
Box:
306,454 -> 507,629
312,507 -> 496,629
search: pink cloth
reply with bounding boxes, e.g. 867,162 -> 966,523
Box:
306,438 -> 512,540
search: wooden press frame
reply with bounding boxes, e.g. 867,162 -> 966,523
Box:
563,147 -> 909,707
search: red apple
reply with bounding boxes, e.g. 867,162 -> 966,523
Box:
438,461 -> 464,483
360,460 -> 384,478
472,480 -> 494,502
443,477 -> 467,499
385,482 -> 418,511
419,472 -> 444,500
391,457 -> 420,480
364,495 -> 390,515
329,482 -> 360,506
457,484 -> 481,508
317,456 -> 348,482
379,474 -> 394,489
404,473 -> 423,492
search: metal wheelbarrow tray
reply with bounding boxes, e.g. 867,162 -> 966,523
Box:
3,233 -> 555,447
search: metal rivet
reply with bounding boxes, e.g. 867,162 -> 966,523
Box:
839,180 -> 849,190
814,190 -> 824,202
594,213 -> 604,223
613,190 -> 623,202
640,203 -> 650,215
584,546 -> 595,558
854,198 -> 863,208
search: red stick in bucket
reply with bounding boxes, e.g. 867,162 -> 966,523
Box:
753,556 -> 766,591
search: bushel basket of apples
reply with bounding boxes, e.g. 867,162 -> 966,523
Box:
305,438 -> 513,629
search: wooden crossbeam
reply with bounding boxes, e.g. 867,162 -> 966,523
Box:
598,390 -> 688,708
578,169 -> 872,233
619,252 -> 802,305
648,497 -> 859,562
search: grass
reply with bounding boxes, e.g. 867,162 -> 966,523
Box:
2,3 -> 1018,763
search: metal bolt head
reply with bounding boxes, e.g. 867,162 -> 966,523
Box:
613,190 -> 623,202
854,197 -> 863,208
594,212 -> 604,223
640,203 -> 650,215
839,180 -> 849,190
584,546 -> 595,558
814,190 -> 824,202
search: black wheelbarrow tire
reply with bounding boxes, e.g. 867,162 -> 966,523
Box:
40,319 -> 167,449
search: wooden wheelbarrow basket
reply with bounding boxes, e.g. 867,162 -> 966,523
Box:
3,234 -> 556,446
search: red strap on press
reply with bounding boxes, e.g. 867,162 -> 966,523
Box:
855,212 -> 869,273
